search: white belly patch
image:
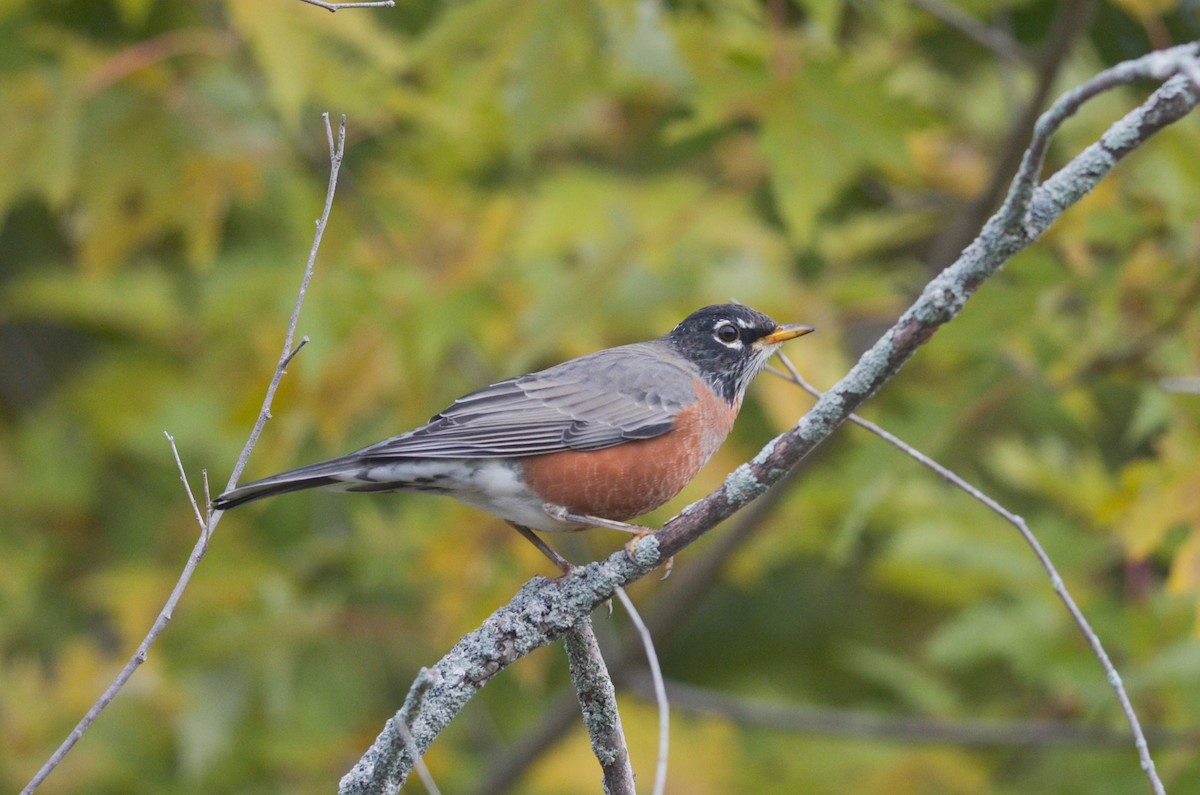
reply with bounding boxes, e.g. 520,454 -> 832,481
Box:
337,459 -> 578,532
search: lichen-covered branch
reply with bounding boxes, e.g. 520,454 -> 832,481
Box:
564,618 -> 636,795
338,559 -> 647,795
351,45 -> 1200,794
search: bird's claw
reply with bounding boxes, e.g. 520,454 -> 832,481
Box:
543,503 -> 672,576
623,532 -> 674,579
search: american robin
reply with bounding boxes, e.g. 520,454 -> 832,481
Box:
213,304 -> 813,571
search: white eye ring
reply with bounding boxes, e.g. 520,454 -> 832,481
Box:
715,321 -> 740,344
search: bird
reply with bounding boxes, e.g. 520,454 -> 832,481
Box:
212,304 -> 813,571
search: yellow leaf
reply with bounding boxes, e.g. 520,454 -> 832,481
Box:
856,748 -> 988,795
907,131 -> 989,198
1168,528 -> 1200,635
529,700 -> 737,795
112,0 -> 155,26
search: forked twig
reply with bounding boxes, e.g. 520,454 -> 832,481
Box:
769,353 -> 1165,795
20,114 -> 348,795
226,117 -> 344,492
1001,42 -> 1200,233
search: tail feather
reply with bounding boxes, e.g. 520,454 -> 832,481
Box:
213,476 -> 341,510
212,455 -> 365,511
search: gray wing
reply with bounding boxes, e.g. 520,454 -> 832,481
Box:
352,341 -> 699,459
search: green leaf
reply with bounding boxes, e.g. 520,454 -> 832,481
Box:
759,61 -> 917,246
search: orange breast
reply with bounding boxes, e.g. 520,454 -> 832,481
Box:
519,380 -> 738,521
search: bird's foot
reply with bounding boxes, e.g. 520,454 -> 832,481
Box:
542,504 -> 673,579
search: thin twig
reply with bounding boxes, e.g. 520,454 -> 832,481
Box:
165,432 -> 205,529
627,676 -> 1200,749
202,470 -> 212,521
221,115 -> 344,493
563,618 -> 636,795
341,669 -> 448,795
909,0 -> 1028,63
770,352 -> 1166,795
20,114 -> 348,795
298,0 -> 396,11
1161,376 -> 1200,394
283,336 -> 310,369
613,586 -> 668,795
396,719 -> 441,795
343,666 -> 441,795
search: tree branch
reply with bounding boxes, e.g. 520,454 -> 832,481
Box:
564,618 -> 636,795
349,45 -> 1200,793
468,455 -> 814,795
627,677 -> 1200,750
924,0 -> 1094,270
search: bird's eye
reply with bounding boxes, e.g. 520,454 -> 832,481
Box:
715,322 -> 740,344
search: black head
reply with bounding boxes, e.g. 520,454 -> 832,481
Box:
664,304 -> 814,403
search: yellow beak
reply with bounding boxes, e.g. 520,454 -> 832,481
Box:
757,324 -> 815,346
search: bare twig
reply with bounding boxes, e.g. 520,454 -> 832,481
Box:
20,114 -> 348,795
342,669 -> 441,795
165,431 -> 205,529
20,523 -> 220,795
283,335 -> 310,369
613,586 -> 668,795
299,0 -> 396,11
564,618 -> 636,795
909,0 -> 1028,64
769,354 -> 1166,795
627,677 -> 1200,749
396,719 -> 442,795
1161,376 -> 1200,394
226,115 -> 345,493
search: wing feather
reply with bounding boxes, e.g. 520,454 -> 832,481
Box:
352,342 -> 698,459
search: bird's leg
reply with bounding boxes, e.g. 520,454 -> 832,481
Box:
543,504 -> 652,535
542,504 -> 673,579
506,521 -> 574,575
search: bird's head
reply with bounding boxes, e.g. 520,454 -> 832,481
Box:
665,304 -> 814,404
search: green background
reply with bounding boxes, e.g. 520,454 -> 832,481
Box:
3,1 -> 1200,792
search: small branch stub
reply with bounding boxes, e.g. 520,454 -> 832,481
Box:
299,0 -> 396,12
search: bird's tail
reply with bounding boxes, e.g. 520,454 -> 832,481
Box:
212,455 -> 363,511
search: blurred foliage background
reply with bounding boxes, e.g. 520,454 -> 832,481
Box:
2,0 -> 1200,793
